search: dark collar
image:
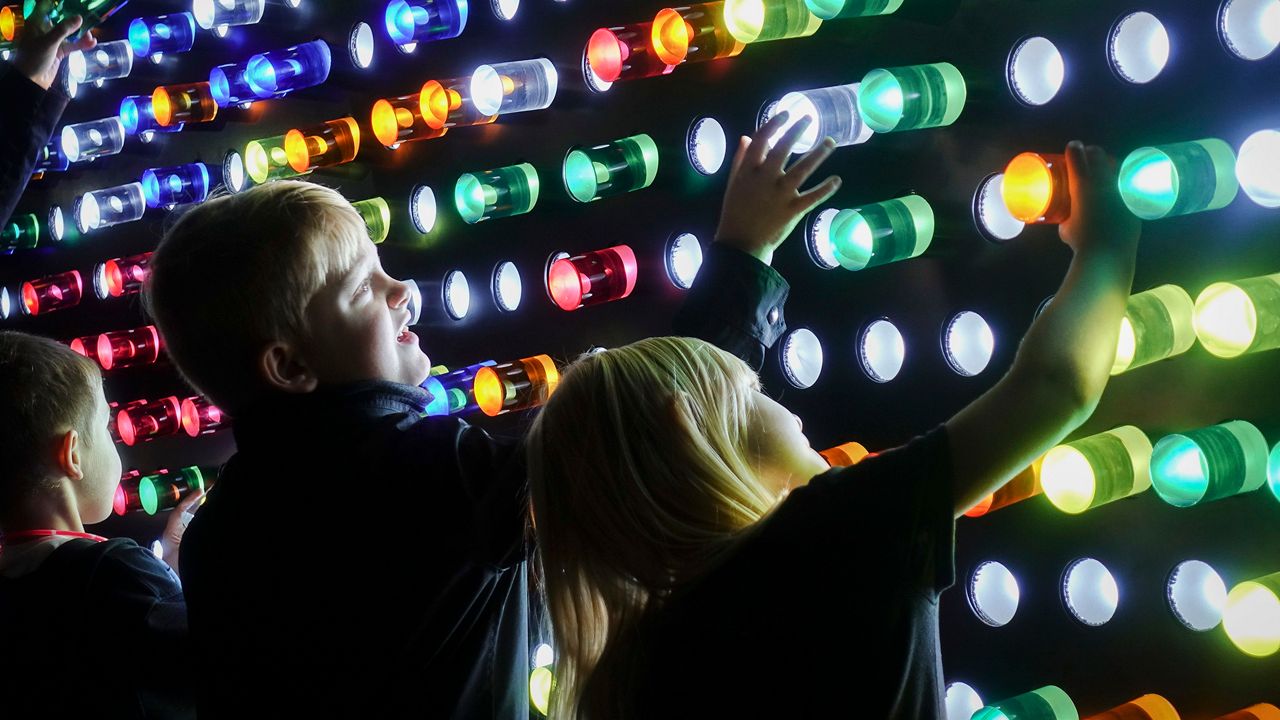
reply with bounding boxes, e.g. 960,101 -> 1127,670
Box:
230,381 -> 430,451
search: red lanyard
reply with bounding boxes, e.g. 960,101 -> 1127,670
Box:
1,529 -> 108,545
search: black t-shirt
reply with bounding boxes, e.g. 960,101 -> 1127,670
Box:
0,538 -> 194,719
623,427 -> 954,719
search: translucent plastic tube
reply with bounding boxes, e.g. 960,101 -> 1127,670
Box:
1111,284 -> 1195,375
829,195 -> 933,271
192,0 -> 265,31
760,83 -> 871,154
142,163 -> 212,207
284,117 -> 361,173
1041,425 -> 1152,514
473,354 -> 560,416
470,58 -> 557,116
128,12 -> 196,59
1150,420 -> 1269,507
858,62 -> 967,133
455,163 -> 540,223
1193,273 -> 1280,358
1118,138 -> 1239,220
245,40 -> 332,97
77,182 -> 146,232
371,93 -> 446,148
61,117 -> 125,163
68,39 -> 133,83
563,134 -> 659,203
652,3 -> 745,64
723,0 -> 821,43
587,23 -> 676,83
420,76 -> 497,129
805,0 -> 902,20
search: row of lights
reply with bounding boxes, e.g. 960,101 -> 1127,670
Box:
945,684 -> 1277,720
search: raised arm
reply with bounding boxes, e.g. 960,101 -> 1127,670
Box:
946,142 -> 1142,517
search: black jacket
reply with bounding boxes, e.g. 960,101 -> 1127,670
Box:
0,64 -> 68,229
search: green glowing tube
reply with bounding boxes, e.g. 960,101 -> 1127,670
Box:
1151,420 -> 1269,508
352,197 -> 391,244
1118,138 -> 1239,220
858,62 -> 967,133
454,163 -> 540,224
972,686 -> 1078,720
1193,273 -> 1280,358
1224,572 -> 1280,657
138,466 -> 205,515
245,135 -> 306,184
2,213 -> 39,251
1041,425 -> 1152,515
805,0 -> 903,20
724,0 -> 821,44
829,194 -> 933,271
563,134 -> 659,203
1111,284 -> 1195,375
1269,442 -> 1280,504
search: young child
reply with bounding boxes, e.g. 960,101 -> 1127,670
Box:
141,114 -> 841,717
0,331 -> 198,718
526,131 -> 1141,717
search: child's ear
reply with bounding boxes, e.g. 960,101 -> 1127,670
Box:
56,429 -> 84,481
259,342 -> 319,394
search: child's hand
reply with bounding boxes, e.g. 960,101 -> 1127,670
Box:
159,490 -> 204,571
13,0 -> 96,91
714,112 -> 843,266
1058,141 -> 1140,257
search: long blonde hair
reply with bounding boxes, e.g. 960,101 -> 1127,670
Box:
527,337 -> 783,718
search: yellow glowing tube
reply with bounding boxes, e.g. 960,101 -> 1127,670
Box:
245,134 -> 307,184
420,77 -> 497,130
1223,572 -> 1280,657
1193,273 -> 1280,358
724,0 -> 821,44
1084,694 -> 1179,720
1041,425 -> 1152,514
819,441 -> 868,467
352,197 -> 391,244
1003,152 -> 1070,224
1111,284 -> 1196,375
285,117 -> 361,173
652,3 -> 745,65
1215,704 -> 1280,720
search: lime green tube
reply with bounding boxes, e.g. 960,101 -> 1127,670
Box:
1224,572 -> 1280,657
352,197 -> 391,244
245,135 -> 307,184
858,62 -> 967,133
1111,284 -> 1195,375
1118,138 -> 1238,220
1193,273 -> 1280,358
1151,420 -> 1269,507
724,0 -> 822,43
805,0 -> 903,19
454,163 -> 540,224
830,194 -> 933,271
1041,426 -> 1152,514
563,134 -> 659,203
972,686 -> 1078,720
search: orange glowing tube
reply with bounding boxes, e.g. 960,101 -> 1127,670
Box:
1216,704 -> 1280,720
371,93 -> 446,148
653,3 -> 744,65
285,117 -> 361,173
1002,152 -> 1070,224
820,441 -> 869,467
1084,694 -> 1179,720
587,23 -> 675,84
473,354 -> 560,417
965,458 -> 1043,518
1,5 -> 23,42
152,82 -> 218,126
419,77 -> 496,129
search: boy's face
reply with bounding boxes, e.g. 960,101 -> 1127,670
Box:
302,240 -> 431,388
78,385 -> 124,525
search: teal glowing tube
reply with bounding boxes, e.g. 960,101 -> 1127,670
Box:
563,134 -> 659,203
1118,138 -> 1239,220
454,163 -> 540,224
805,0 -> 903,20
858,62 -> 967,133
1151,420 -> 1269,507
1111,284 -> 1196,375
830,195 -> 933,271
1270,441 -> 1280,504
972,686 -> 1078,720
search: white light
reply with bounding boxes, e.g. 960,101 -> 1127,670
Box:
223,151 -> 247,193
945,682 -> 984,720
859,319 -> 905,383
410,185 -> 437,233
93,262 -> 110,299
665,233 -> 703,289
1008,36 -> 1065,106
349,22 -> 375,69
49,206 -> 64,242
533,643 -> 554,668
151,539 -> 164,559
1237,129 -> 1280,208
61,126 -> 80,163
767,92 -> 820,153
781,328 -> 823,389
1109,11 -> 1170,84
1063,557 -> 1120,626
67,50 -> 87,83
974,173 -> 1025,242
77,193 -> 101,233
1219,0 -> 1280,60
968,561 -> 1021,627
688,117 -> 727,175
444,270 -> 470,321
806,208 -> 841,270
1168,560 -> 1228,631
493,261 -> 523,312
943,311 -> 995,377
214,24 -> 230,38
286,0 -> 302,6
0,288 -> 10,319
470,65 -> 506,117
406,280 -> 422,326
493,0 -> 519,21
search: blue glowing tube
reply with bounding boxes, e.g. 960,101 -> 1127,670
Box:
128,12 -> 196,59
141,163 -> 212,208
428,361 -> 497,415
34,139 -> 69,174
209,60 -> 258,106
245,39 -> 332,97
119,95 -> 184,137
421,374 -> 448,416
384,0 -> 468,46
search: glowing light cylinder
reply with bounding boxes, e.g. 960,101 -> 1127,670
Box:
77,182 -> 146,233
95,252 -> 151,299
829,195 -> 933,271
858,62 -> 967,133
454,163 -> 540,224
120,95 -> 183,139
424,361 -> 493,416
372,94 -> 446,148
471,58 -> 557,116
152,82 -> 218,126
68,39 -> 133,83
284,117 -> 361,173
1002,152 -> 1070,224
420,77 -> 497,129
652,3 -> 745,65
69,335 -> 100,363
61,117 -> 126,163
245,135 -> 306,184
245,40 -> 332,97
117,396 -> 182,446
820,441 -> 869,467
1041,425 -> 1152,514
1083,694 -> 1178,720
1150,420 -> 1269,507
965,460 -> 1042,518
1111,284 -> 1196,375
138,466 -> 204,515
547,245 -> 638,311
113,471 -> 144,515
723,0 -> 821,43
1118,139 -> 1239,220
587,24 -> 676,83
2,213 -> 38,251
804,0 -> 902,19
1216,704 -> 1280,720
1236,129 -> 1280,208
24,0 -> 131,28
1,5 -> 22,42
1193,273 -> 1280,358
128,12 -> 196,59
564,134 -> 659,203
1220,0 -> 1280,60
142,163 -> 212,208
181,396 -> 227,437
209,60 -> 258,106
20,270 -> 81,316
1272,441 -> 1280,504
352,197 -> 391,244
96,326 -> 162,371
972,686 -> 1078,720
761,83 -> 871,154
192,0 -> 265,31
384,0 -> 468,46
1224,572 -> 1280,657
473,354 -> 560,416
529,666 -> 553,716
34,139 -> 69,174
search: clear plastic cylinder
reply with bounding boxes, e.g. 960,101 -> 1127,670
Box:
972,686 -> 1078,720
454,163 -> 540,223
470,58 -> 557,116
68,39 -> 133,83
128,12 -> 196,58
1150,420 -> 1269,507
284,117 -> 360,173
142,163 -> 212,207
830,194 -> 934,271
563,134 -> 660,203
1041,425 -> 1153,514
120,95 -> 183,137
60,117 -> 125,163
420,77 -> 496,129
139,466 -> 204,514
34,139 -> 69,173
1223,572 -> 1280,657
192,0 -> 265,30
1118,138 -> 1239,220
427,361 -> 497,416
77,182 -> 146,232
2,213 -> 38,251
21,270 -> 82,316
762,83 -> 870,154
859,62 -> 967,133
473,354 -> 560,416
97,325 -> 162,371
245,39 -> 332,97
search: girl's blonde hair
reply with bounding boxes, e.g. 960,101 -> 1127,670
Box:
528,336 -> 783,718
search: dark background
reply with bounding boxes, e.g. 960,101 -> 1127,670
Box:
4,0 -> 1279,715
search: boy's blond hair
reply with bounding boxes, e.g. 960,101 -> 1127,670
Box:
142,180 -> 366,414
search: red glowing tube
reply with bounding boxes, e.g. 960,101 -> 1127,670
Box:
95,252 -> 151,299
117,396 -> 182,446
547,245 -> 638,311
652,3 -> 745,65
181,396 -> 228,437
152,82 -> 219,127
21,270 -> 82,316
587,23 -> 676,83
285,117 -> 361,173
820,441 -> 869,467
107,399 -> 148,444
965,458 -> 1043,518
371,93 -> 447,148
419,77 -> 497,129
114,470 -> 144,516
97,325 -> 163,371
473,354 -> 560,417
68,335 -> 100,364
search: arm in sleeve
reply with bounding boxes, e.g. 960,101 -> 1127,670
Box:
673,244 -> 790,371
451,421 -> 530,568
0,66 -> 68,226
